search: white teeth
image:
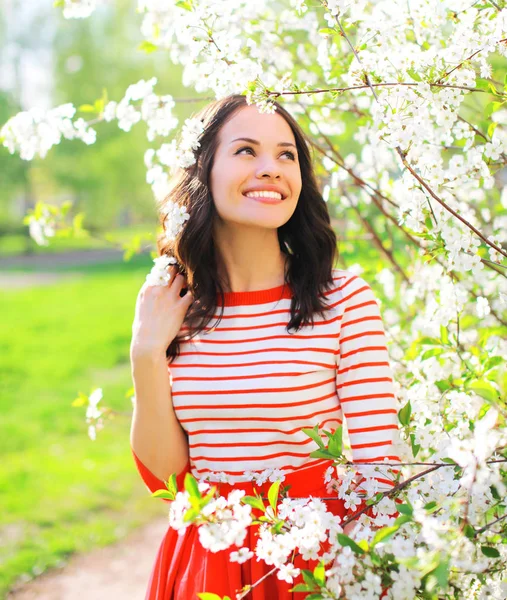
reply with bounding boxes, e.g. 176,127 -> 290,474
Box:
244,191 -> 283,199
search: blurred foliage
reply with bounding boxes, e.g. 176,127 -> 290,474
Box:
0,2 -> 210,235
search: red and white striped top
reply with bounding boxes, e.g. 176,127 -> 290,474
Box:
170,268 -> 401,490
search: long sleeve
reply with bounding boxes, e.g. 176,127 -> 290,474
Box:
131,445 -> 190,503
336,274 -> 401,518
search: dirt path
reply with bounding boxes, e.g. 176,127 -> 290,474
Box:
7,517 -> 168,600
0,249 -> 124,269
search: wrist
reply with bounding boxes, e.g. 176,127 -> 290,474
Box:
130,344 -> 168,364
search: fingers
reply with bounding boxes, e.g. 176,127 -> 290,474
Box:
167,265 -> 178,287
180,287 -> 194,308
171,272 -> 186,296
170,272 -> 193,305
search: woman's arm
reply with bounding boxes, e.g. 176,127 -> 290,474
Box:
336,274 -> 402,515
130,350 -> 190,485
129,267 -> 193,493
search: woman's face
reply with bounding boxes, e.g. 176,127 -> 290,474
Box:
209,105 -> 302,231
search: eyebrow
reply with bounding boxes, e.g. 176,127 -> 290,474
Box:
229,137 -> 297,149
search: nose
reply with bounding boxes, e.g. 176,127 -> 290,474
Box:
255,157 -> 282,179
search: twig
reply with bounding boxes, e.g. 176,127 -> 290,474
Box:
474,513 -> 507,537
235,565 -> 278,599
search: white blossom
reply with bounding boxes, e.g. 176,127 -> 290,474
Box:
229,547 -> 254,564
1,104 -> 96,160
145,255 -> 178,287
62,0 -> 97,19
276,562 -> 301,583
164,202 -> 190,241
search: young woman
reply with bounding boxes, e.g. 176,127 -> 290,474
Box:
129,94 -> 401,599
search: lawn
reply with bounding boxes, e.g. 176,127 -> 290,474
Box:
0,253 -> 164,598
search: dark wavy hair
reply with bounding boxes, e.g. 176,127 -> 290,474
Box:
157,94 -> 338,360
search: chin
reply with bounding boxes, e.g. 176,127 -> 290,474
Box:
219,210 -> 295,231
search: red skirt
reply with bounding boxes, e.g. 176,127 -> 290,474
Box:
132,450 -> 349,599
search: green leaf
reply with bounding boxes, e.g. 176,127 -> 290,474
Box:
488,82 -> 501,96
272,520 -> 285,534
463,524 -> 476,539
242,495 -> 266,512
290,584 -> 312,592
200,486 -> 217,508
481,546 -> 500,558
468,381 -> 498,403
268,480 -> 281,512
302,426 -> 325,449
318,28 -> 336,35
410,433 -> 421,459
393,514 -> 412,528
371,524 -> 399,546
167,473 -> 178,497
421,347 -> 445,360
407,68 -> 422,82
176,0 -> 193,10
301,569 -> 316,587
309,449 -> 334,460
151,490 -> 174,500
488,121 -> 498,139
183,506 -> 200,522
366,492 -> 384,506
328,426 -> 343,457
418,336 -> 441,346
398,401 -> 412,426
435,379 -> 452,392
433,556 -> 449,588
78,104 -> 96,113
337,533 -> 366,555
197,594 -> 224,600
137,40 -> 158,53
397,503 -> 414,516
485,101 -> 504,118
490,485 -> 501,501
313,561 -> 326,587
184,473 -> 201,499
475,78 -> 490,92
440,325 -> 449,345
484,356 -> 503,371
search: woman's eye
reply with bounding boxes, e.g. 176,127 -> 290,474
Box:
235,146 -> 296,161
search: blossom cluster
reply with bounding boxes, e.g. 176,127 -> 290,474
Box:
1,103 -> 96,161
85,388 -> 104,441
169,483 -> 253,554
25,206 -> 56,247
61,0 -> 98,20
145,254 -> 178,287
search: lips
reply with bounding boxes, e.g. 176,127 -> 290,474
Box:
244,193 -> 284,205
242,185 -> 287,199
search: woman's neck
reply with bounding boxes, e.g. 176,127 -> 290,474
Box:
214,224 -> 287,293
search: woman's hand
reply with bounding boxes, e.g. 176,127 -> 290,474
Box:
130,265 -> 193,360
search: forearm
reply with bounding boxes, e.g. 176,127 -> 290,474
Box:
130,350 -> 189,483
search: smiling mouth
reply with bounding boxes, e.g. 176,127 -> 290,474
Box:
243,194 -> 285,204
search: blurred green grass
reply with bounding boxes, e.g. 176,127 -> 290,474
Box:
0,253 -> 164,598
